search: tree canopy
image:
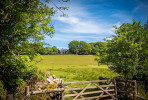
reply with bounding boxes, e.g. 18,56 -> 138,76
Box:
68,40 -> 107,55
98,20 -> 148,81
68,40 -> 92,55
0,0 -> 67,93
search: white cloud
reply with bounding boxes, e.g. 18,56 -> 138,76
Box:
57,16 -> 79,24
47,34 -> 100,41
105,37 -> 113,41
53,4 -> 113,34
55,15 -> 113,34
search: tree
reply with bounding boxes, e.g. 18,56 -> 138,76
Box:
0,0 -> 68,93
68,40 -> 80,54
79,41 -> 92,55
90,42 -> 107,55
52,46 -> 59,54
43,47 -> 53,55
99,20 -> 148,81
68,40 -> 92,55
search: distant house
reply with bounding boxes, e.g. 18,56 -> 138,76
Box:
60,48 -> 68,54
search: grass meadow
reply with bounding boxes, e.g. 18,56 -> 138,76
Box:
35,55 -> 120,82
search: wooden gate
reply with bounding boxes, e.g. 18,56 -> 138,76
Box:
22,79 -> 139,100
64,79 -> 118,100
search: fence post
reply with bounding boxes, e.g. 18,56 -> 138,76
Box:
60,79 -> 64,100
114,79 -> 118,100
24,86 -> 29,100
133,80 -> 137,99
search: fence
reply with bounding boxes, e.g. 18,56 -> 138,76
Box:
24,80 -> 64,100
7,78 -> 146,100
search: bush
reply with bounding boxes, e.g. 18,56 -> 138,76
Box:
0,80 -> 7,100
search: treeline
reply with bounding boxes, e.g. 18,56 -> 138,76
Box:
19,42 -> 60,55
19,41 -> 107,55
68,40 -> 107,55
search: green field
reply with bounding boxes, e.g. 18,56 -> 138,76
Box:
36,55 -> 120,82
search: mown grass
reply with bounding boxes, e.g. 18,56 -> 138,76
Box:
37,55 -> 98,66
35,55 -> 120,82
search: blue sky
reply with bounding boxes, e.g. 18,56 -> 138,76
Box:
44,0 -> 148,49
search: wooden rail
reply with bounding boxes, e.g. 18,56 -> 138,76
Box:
65,84 -> 115,91
64,79 -> 112,85
64,89 -> 115,97
30,88 -> 65,95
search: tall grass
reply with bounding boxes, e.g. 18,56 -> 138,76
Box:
35,55 -> 120,82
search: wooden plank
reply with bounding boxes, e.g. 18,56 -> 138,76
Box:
64,89 -> 115,97
64,80 -> 112,85
66,86 -> 85,99
65,85 -> 115,91
93,83 -> 116,99
30,88 -> 65,95
73,83 -> 91,100
76,94 -> 116,100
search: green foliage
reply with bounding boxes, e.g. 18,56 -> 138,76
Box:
68,40 -> 92,55
79,41 -> 92,55
20,42 -> 60,55
0,55 -> 38,93
90,42 -> 107,55
0,0 -> 66,93
68,40 -> 107,55
99,20 -> 148,81
68,40 -> 80,54
43,47 -> 54,55
0,81 -> 7,100
52,46 -> 59,54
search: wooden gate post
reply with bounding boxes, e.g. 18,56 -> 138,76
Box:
114,79 -> 118,100
60,80 -> 64,100
25,86 -> 29,96
24,86 -> 29,100
133,80 -> 137,99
